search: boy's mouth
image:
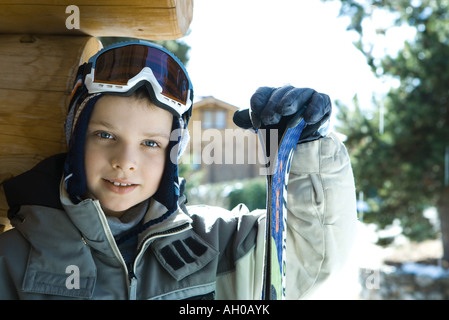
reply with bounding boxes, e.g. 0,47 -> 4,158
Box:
103,178 -> 138,194
105,179 -> 135,187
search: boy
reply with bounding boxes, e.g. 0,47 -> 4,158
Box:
0,40 -> 357,299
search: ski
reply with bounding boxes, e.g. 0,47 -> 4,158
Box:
259,118 -> 306,300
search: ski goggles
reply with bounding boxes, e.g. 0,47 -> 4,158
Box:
82,40 -> 193,118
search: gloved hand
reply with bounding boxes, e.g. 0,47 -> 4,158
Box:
233,85 -> 332,143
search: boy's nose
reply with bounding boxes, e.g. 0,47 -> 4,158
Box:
111,146 -> 137,171
112,161 -> 136,171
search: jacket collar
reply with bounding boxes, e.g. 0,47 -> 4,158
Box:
59,178 -> 193,253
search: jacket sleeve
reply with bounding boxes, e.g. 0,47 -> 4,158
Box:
215,132 -> 357,299
285,132 -> 358,299
0,228 -> 30,299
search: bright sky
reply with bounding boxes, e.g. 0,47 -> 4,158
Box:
181,0 -> 384,113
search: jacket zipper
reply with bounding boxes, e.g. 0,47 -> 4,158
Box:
92,200 -> 191,299
128,273 -> 138,300
92,201 -> 131,288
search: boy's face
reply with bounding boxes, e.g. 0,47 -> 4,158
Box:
84,95 -> 173,217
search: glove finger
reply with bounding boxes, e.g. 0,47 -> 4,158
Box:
303,92 -> 332,125
276,87 -> 315,117
250,87 -> 276,114
259,85 -> 294,125
250,86 -> 276,128
299,113 -> 331,143
233,108 -> 253,129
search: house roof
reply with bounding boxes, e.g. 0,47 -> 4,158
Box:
193,96 -> 239,111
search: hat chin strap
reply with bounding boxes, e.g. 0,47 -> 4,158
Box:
177,117 -> 190,160
64,93 -> 103,204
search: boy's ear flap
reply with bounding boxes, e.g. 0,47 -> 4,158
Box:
64,94 -> 102,204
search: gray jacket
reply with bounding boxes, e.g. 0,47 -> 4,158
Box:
0,133 -> 357,299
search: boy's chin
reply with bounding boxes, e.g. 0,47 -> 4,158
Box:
99,200 -> 136,218
100,198 -> 150,218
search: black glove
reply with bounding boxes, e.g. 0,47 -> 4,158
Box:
233,85 -> 332,143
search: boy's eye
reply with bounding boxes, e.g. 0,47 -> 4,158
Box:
143,140 -> 159,148
97,131 -> 114,140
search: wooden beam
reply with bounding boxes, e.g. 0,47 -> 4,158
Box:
0,35 -> 100,91
0,0 -> 193,40
0,34 -> 102,163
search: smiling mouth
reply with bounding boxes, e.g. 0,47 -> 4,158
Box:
103,179 -> 138,194
105,179 -> 135,187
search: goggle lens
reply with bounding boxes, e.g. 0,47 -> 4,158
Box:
94,44 -> 190,104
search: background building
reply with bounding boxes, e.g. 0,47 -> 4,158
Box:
182,96 -> 261,184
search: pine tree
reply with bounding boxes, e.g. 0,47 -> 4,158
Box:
323,0 -> 449,261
